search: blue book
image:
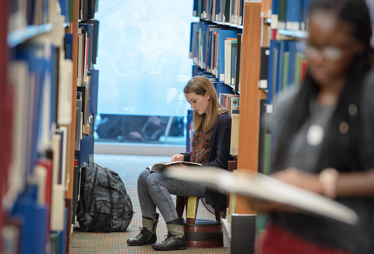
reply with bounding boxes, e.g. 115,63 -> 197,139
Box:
186,109 -> 194,152
231,0 -> 235,21
271,0 -> 279,28
231,47 -> 237,85
206,29 -> 213,71
301,0 -> 312,30
207,0 -> 211,19
193,0 -> 199,16
90,69 -> 99,115
198,0 -> 203,18
192,65 -> 199,77
33,204 -> 48,254
275,40 -> 286,95
286,0 -> 302,30
12,185 -> 48,254
267,40 -> 277,109
218,28 -> 239,83
65,33 -> 73,60
200,22 -> 209,68
59,0 -> 69,22
12,186 -> 36,254
80,135 -> 94,164
191,23 -> 200,63
216,0 -> 221,21
212,81 -> 219,90
287,40 -> 297,87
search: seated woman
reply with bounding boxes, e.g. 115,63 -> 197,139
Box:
247,0 -> 374,253
127,76 -> 232,251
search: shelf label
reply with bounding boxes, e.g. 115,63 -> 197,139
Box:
245,0 -> 262,2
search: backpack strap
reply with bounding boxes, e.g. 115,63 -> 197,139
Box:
105,168 -> 114,217
88,163 -> 99,212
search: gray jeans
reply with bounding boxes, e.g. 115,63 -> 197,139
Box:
137,169 -> 206,222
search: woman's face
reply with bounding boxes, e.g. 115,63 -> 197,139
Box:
185,92 -> 210,115
306,12 -> 363,86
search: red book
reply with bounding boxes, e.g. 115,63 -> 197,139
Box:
36,159 -> 53,206
301,60 -> 309,82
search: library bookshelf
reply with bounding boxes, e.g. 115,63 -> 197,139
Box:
1,0 -> 100,252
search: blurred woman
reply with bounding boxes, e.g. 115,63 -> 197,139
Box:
247,0 -> 374,253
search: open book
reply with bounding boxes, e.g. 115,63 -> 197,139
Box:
163,166 -> 358,225
146,161 -> 202,173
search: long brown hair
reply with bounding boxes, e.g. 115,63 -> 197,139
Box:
184,76 -> 223,133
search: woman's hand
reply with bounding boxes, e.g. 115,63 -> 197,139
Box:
271,167 -> 322,194
171,154 -> 184,162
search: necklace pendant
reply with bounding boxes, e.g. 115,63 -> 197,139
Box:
307,124 -> 324,146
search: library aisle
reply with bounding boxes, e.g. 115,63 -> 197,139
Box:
70,154 -> 230,254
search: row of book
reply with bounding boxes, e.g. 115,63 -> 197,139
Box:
263,40 -> 307,112
271,0 -> 312,31
8,0 -> 74,32
3,0 -> 101,251
4,11 -> 74,252
193,0 -> 245,26
8,0 -> 97,33
219,93 -> 240,116
79,0 -> 98,21
190,21 -> 243,92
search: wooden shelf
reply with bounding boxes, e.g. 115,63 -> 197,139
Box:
236,1 -> 262,214
7,24 -> 53,47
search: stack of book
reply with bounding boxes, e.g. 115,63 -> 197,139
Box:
193,0 -> 245,26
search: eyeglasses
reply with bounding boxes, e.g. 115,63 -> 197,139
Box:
303,41 -> 356,61
304,44 -> 343,61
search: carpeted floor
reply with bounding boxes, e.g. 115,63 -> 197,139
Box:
70,154 -> 230,254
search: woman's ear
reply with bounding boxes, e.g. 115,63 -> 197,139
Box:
205,92 -> 211,100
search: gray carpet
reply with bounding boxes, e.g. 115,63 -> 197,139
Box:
70,154 -> 230,254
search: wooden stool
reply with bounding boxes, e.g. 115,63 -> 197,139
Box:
176,196 -> 223,248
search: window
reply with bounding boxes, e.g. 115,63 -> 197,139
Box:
94,0 -> 197,144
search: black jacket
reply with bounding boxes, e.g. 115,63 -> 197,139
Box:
182,113 -> 232,211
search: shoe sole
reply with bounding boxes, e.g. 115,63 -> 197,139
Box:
151,246 -> 187,251
127,241 -> 157,246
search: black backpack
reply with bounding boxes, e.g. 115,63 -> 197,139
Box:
77,155 -> 134,232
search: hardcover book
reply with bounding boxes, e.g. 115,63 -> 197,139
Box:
147,161 -> 202,173
165,166 -> 358,225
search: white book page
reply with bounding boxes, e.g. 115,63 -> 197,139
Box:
165,167 -> 358,225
